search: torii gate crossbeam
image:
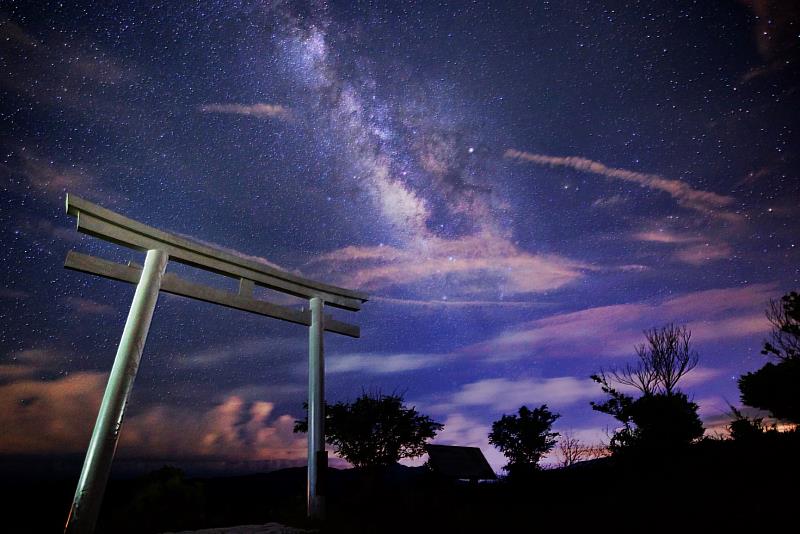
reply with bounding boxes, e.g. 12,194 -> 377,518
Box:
61,194 -> 367,533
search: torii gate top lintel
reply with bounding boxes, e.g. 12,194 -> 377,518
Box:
65,193 -> 368,310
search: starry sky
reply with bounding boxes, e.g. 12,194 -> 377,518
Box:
1,1 -> 798,474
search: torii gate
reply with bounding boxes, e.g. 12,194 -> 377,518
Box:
60,194 -> 368,533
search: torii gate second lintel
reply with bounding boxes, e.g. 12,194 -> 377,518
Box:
61,194 -> 367,533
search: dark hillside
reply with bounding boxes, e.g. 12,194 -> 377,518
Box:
2,432 -> 798,533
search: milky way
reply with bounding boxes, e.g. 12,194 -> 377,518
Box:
1,1 -> 798,472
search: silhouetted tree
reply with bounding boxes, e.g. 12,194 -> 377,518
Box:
739,358 -> 800,424
489,405 -> 559,477
590,372 -> 640,451
591,324 -> 704,453
293,392 -> 443,469
738,291 -> 800,424
557,430 -> 586,467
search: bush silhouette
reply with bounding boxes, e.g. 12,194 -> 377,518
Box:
727,405 -> 772,443
626,392 -> 704,450
106,466 -> 206,533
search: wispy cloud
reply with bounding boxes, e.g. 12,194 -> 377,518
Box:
327,352 -> 448,375
223,383 -> 305,403
673,242 -> 733,265
464,284 -> 775,361
429,376 -> 600,414
371,296 -> 548,309
18,216 -> 81,242
0,19 -> 127,86
65,297 -> 115,316
633,230 -> 703,244
591,194 -> 627,208
174,337 -> 305,369
2,149 -> 120,206
3,348 -> 69,371
676,366 -> 726,389
173,232 -> 288,272
305,231 -> 588,298
0,288 -> 29,301
0,18 -> 131,114
505,149 -> 739,221
20,155 -> 93,200
632,229 -> 733,265
199,103 -> 292,120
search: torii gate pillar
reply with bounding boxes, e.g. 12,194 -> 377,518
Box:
65,249 -> 168,534
307,296 -> 326,520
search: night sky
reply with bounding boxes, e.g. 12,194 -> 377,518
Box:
1,1 -> 798,474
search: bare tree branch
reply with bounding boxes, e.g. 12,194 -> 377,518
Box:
557,430 -> 585,467
605,323 -> 699,396
608,343 -> 659,395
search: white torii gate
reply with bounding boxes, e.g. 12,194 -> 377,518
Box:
60,194 -> 368,533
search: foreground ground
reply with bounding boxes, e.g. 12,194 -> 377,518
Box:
3,433 -> 798,533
